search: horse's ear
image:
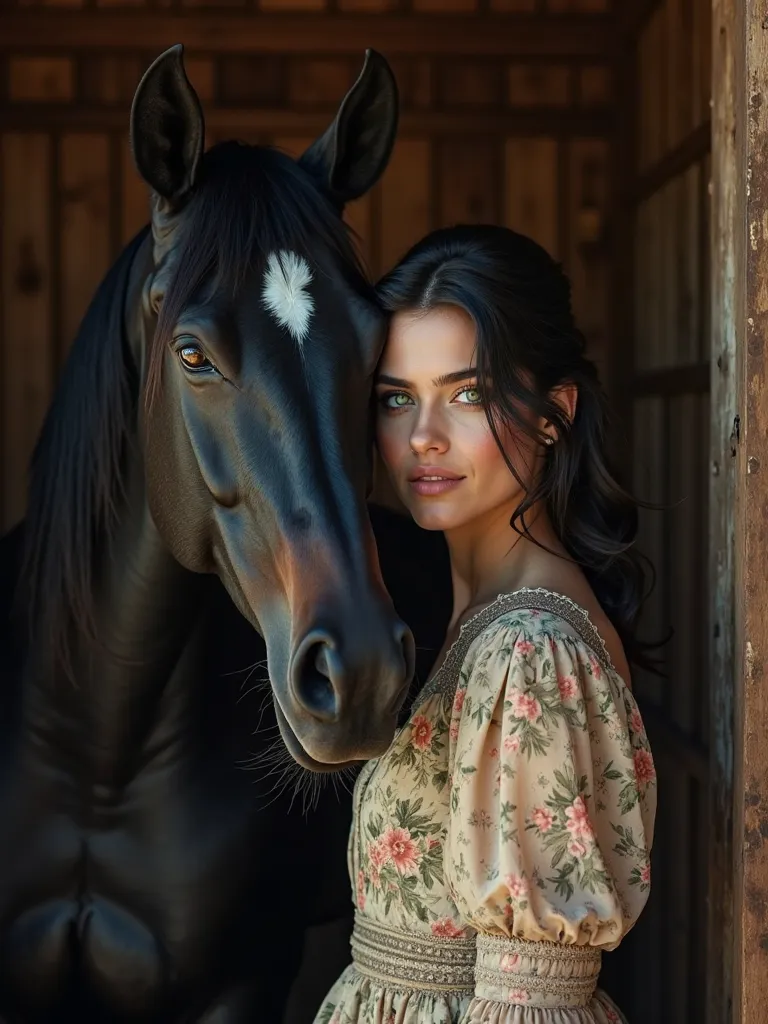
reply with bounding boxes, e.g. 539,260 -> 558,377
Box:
130,44 -> 204,207
299,50 -> 398,208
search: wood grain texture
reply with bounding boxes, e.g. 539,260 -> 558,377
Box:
503,137 -> 559,259
379,139 -> 431,273
59,134 -> 111,364
0,13 -> 612,57
708,1 -> 740,1020
735,1 -> 768,1019
1,134 -> 53,529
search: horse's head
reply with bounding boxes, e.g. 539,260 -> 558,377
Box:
128,45 -> 413,769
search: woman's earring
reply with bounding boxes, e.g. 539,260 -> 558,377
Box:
545,437 -> 554,446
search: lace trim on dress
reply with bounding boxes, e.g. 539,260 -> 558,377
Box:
473,934 -> 601,1008
350,914 -> 476,994
415,588 -> 616,705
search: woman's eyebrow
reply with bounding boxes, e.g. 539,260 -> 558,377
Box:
376,368 -> 478,389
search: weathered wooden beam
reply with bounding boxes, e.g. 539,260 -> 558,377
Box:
0,105 -> 613,137
631,120 -> 711,206
0,12 -> 612,58
709,0 -> 740,1022
727,0 -> 768,1021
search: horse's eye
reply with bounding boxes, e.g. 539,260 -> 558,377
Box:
178,344 -> 212,371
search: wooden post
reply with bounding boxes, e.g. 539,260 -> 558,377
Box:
711,1 -> 768,1021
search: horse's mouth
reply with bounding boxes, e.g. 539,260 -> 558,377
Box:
272,700 -> 362,774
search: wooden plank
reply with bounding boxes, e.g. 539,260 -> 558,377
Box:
566,138 -> 608,367
547,0 -> 608,9
8,57 -> 74,101
414,0 -> 476,11
507,63 -> 570,107
674,163 -> 701,365
631,120 -> 711,206
732,4 -> 768,1022
693,0 -> 712,130
637,6 -> 666,172
708,0 -> 740,1019
631,363 -> 710,398
668,392 -> 699,736
0,106 -> 612,138
386,58 -> 432,110
59,135 -> 111,364
437,139 -> 499,225
379,138 -> 431,273
0,13 -> 613,57
489,0 -> 535,9
80,55 -> 143,105
577,65 -> 611,107
288,58 -> 354,107
439,61 -> 502,108
632,395 -> 666,709
1,134 -> 53,530
503,137 -> 559,260
120,136 -> 149,245
218,56 -> 285,106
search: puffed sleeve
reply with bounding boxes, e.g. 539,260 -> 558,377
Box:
446,611 -> 656,951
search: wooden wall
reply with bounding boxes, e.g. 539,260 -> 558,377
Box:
0,1 -> 614,530
614,0 -> 712,1021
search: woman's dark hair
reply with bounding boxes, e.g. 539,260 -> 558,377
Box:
377,223 -> 657,671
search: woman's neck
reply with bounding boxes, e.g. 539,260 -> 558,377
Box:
445,499 -> 566,630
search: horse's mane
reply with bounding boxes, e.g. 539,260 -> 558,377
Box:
20,140 -> 369,673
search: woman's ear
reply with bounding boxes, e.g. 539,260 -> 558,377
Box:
542,383 -> 578,442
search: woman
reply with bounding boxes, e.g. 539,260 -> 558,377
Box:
315,225 -> 656,1024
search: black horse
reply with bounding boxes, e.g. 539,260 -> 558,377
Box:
0,46 -> 450,1023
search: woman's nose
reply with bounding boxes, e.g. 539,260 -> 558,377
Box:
409,411 -> 448,455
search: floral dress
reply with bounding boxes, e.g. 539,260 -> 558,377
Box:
314,589 -> 656,1024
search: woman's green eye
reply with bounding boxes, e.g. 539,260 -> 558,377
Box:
383,392 -> 413,409
456,387 -> 482,405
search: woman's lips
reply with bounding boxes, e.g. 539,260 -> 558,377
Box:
408,468 -> 465,497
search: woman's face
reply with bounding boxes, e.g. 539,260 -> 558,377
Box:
375,304 -> 542,534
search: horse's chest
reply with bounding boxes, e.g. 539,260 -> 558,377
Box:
0,742 -> 280,1019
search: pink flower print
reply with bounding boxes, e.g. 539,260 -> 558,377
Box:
589,656 -> 603,680
557,674 -> 578,702
508,989 -> 530,1003
565,796 -> 594,841
504,873 -> 529,899
504,734 -> 520,754
381,826 -> 421,875
515,640 -> 535,657
369,837 -> 388,869
500,952 -> 520,973
568,839 -> 588,859
634,748 -> 656,787
603,1006 -> 621,1022
411,714 -> 433,751
510,691 -> 541,722
329,1009 -> 342,1024
427,836 -> 440,851
431,917 -> 465,938
629,707 -> 644,735
641,863 -> 651,884
449,721 -> 460,742
369,865 -> 380,888
356,870 -> 366,911
453,688 -> 466,713
531,806 -> 554,833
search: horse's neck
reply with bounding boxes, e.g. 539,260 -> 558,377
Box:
30,452 -> 209,783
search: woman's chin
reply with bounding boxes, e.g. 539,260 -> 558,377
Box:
409,504 -> 463,533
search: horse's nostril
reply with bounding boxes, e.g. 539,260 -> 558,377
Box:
291,634 -> 341,723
